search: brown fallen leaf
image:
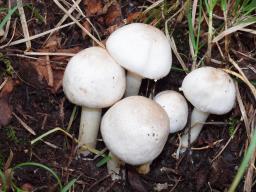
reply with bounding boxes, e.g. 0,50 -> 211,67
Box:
127,12 -> 144,23
52,69 -> 64,93
20,183 -> 33,192
0,79 -> 17,127
0,78 -> 15,96
43,34 -> 61,49
105,4 -> 122,27
30,56 -> 51,86
105,24 -> 120,35
84,0 -> 103,15
0,97 -> 12,127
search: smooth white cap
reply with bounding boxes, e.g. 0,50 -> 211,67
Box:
101,96 -> 169,165
106,23 -> 172,80
154,90 -> 188,133
181,67 -> 236,114
63,47 -> 126,108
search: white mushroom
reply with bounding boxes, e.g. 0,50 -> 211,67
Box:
106,23 -> 172,96
101,96 -> 169,176
154,90 -> 188,133
63,47 -> 125,156
179,67 -> 236,148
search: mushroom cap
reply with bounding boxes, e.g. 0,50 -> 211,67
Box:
63,47 -> 126,108
154,90 -> 188,133
101,96 -> 169,165
181,67 -> 236,115
106,23 -> 172,80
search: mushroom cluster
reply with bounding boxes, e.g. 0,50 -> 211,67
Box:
63,23 -> 172,158
62,22 -> 236,180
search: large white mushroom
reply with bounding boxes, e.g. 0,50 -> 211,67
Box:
179,67 -> 236,148
101,96 -> 169,177
154,90 -> 188,133
63,47 -> 125,156
106,23 -> 172,96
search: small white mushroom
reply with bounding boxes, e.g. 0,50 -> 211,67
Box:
154,90 -> 188,133
179,67 -> 236,148
106,23 -> 172,96
63,47 -> 126,156
101,96 -> 169,177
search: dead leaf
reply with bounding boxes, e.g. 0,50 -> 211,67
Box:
0,98 -> 12,127
0,79 -> 17,127
44,34 -> 61,49
0,78 -> 15,97
84,0 -> 103,15
127,12 -> 144,23
105,24 -> 120,35
30,57 -> 50,86
52,69 -> 64,93
105,4 -> 122,27
21,183 -> 33,192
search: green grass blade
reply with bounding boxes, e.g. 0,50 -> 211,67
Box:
12,162 -> 63,190
221,0 -> 227,11
204,0 -> 209,13
195,0 -> 203,56
96,155 -> 112,167
24,4 -> 45,24
242,1 -> 256,16
0,169 -> 7,192
0,5 -> 18,30
61,179 -> 77,192
0,8 -> 8,12
187,7 -> 196,52
234,0 -> 242,12
228,128 -> 256,192
31,127 -> 75,145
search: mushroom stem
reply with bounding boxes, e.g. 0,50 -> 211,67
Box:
125,71 -> 142,96
180,108 -> 209,147
107,152 -> 123,180
78,107 -> 102,156
136,163 -> 151,175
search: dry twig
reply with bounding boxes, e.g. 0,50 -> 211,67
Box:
53,0 -> 104,47
17,0 -> 31,50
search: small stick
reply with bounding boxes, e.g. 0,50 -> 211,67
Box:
45,55 -> 54,87
53,0 -> 104,48
17,0 -> 31,50
1,21 -> 75,48
12,112 -> 36,135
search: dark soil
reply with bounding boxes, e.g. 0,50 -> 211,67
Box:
0,0 -> 255,192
